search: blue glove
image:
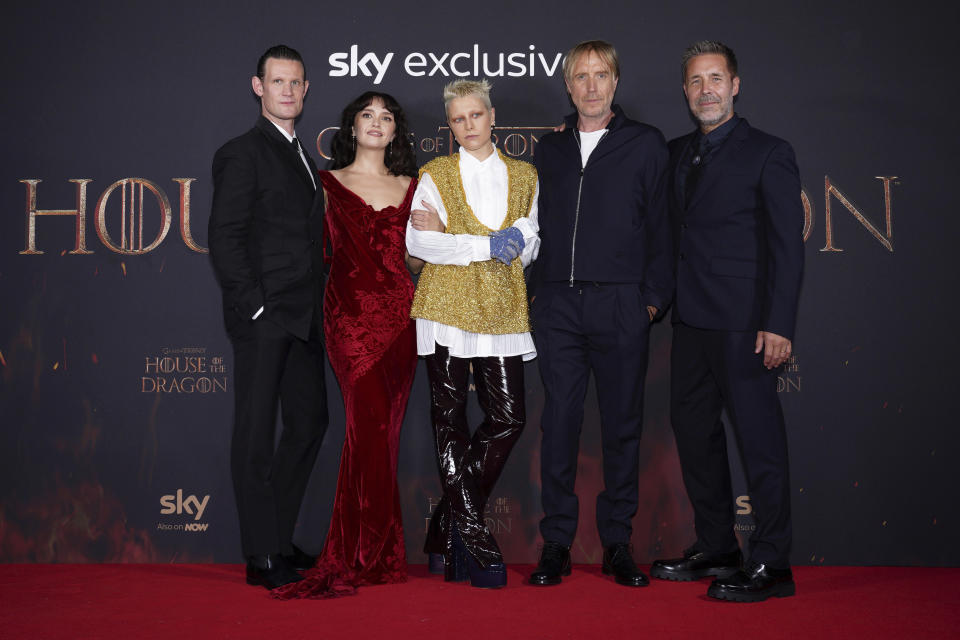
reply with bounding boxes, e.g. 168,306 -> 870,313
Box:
489,227 -> 525,265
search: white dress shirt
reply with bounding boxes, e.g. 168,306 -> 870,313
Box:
269,120 -> 316,189
406,147 -> 540,361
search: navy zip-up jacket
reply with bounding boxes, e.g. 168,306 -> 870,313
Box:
531,104 -> 673,314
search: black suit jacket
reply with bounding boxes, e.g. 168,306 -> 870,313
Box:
669,118 -> 804,340
209,116 -> 324,341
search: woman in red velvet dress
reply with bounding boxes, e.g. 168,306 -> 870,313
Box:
275,92 -> 421,599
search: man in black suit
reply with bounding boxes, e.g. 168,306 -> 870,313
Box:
209,44 -> 327,590
649,41 -> 804,602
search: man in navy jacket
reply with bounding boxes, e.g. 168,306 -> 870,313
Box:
649,41 -> 804,602
529,40 -> 673,588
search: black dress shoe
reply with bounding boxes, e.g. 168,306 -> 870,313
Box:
707,560 -> 795,602
282,544 -> 316,572
245,554 -> 304,590
529,541 -> 571,586
650,546 -> 742,581
602,543 -> 649,587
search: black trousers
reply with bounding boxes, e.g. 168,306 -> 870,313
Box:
670,323 -> 792,568
229,315 -> 328,558
533,282 -> 651,547
423,344 -> 525,568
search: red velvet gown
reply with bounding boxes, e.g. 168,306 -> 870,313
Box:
275,171 -> 417,599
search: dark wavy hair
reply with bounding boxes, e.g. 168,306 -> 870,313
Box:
329,91 -> 417,178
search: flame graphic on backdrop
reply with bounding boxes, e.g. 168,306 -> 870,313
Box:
0,478 -> 157,562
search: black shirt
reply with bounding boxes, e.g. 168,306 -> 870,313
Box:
679,114 -> 741,205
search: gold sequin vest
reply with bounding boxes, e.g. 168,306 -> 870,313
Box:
410,152 -> 536,335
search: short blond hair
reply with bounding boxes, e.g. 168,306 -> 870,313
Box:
443,78 -> 492,114
563,40 -> 620,82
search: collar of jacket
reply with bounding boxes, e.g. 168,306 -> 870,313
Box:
563,103 -> 626,133
255,114 -> 295,144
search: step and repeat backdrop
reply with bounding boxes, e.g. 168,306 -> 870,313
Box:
1,1 -> 956,566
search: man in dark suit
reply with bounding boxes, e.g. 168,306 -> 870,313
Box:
529,40 -> 673,588
209,44 -> 327,590
649,41 -> 804,602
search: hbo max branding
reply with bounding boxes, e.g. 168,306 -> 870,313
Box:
328,43 -> 564,84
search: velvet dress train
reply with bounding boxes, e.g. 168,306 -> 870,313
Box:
274,171 -> 417,599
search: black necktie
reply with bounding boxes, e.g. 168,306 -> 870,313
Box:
684,137 -> 709,207
291,137 -> 315,189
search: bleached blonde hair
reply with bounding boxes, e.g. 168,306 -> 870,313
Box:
443,79 -> 492,114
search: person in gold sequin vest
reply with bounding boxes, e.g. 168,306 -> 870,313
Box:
406,79 -> 540,589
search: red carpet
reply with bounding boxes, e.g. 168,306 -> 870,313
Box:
1,564 -> 957,639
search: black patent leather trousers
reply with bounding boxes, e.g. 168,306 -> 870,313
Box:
423,344 -> 526,569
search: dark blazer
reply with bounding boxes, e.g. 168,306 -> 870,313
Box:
669,118 -> 804,340
532,104 -> 674,313
209,116 -> 323,341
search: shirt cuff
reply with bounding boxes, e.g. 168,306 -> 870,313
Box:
252,306 -> 264,320
470,235 -> 491,261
